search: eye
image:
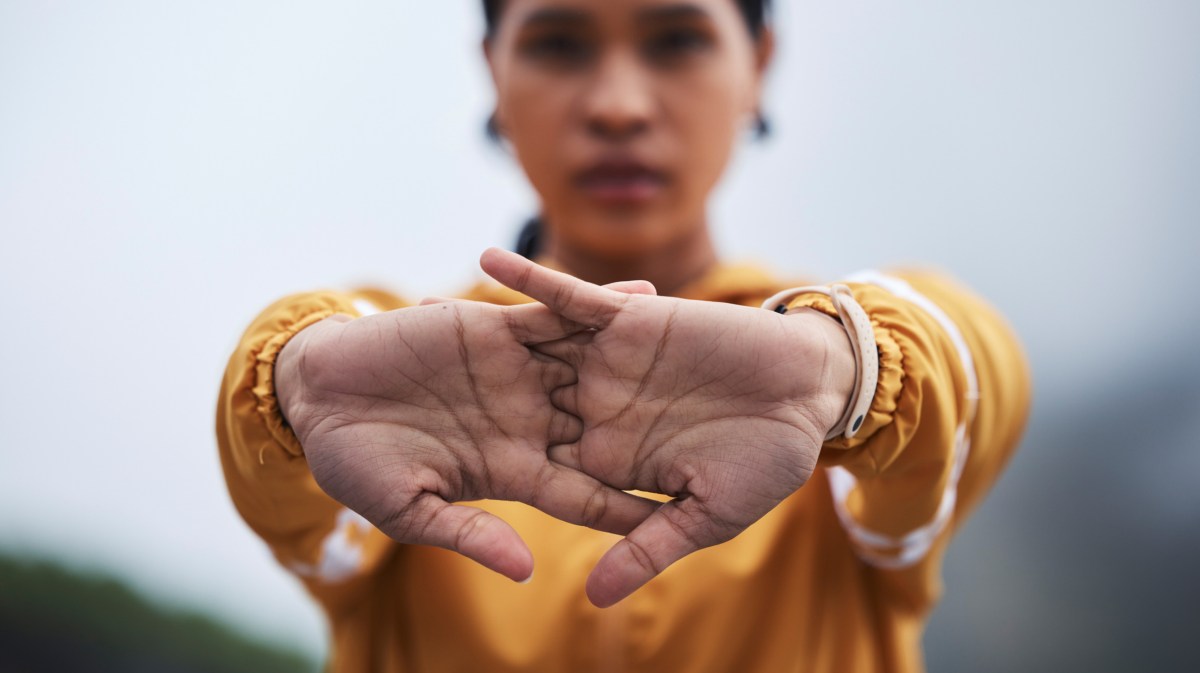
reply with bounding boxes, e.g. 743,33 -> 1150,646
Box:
644,28 -> 713,61
521,32 -> 593,66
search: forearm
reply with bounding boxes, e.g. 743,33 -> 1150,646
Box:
215,291 -> 397,593
784,270 -> 1030,564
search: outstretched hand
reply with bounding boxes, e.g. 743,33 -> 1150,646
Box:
275,293 -> 659,583
481,248 -> 855,606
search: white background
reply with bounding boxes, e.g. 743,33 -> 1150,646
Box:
2,1 -> 1197,668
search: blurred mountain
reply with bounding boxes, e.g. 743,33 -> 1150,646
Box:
0,554 -> 318,673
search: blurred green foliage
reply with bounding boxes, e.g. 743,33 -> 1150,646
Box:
0,552 -> 318,673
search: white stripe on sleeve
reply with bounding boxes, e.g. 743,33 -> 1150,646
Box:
826,271 -> 979,569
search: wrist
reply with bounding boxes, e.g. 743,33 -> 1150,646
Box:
784,308 -> 857,436
274,314 -> 353,438
764,283 -> 879,440
274,327 -> 309,431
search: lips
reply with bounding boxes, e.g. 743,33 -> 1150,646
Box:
574,159 -> 667,205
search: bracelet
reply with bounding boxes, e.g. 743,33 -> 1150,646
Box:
761,284 -> 879,440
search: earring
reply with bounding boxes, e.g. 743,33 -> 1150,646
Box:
485,112 -> 503,143
753,111 -> 772,141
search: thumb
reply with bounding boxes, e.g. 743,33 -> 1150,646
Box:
386,493 -> 535,583
585,497 -> 733,608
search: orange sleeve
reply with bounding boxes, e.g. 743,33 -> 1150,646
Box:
787,270 -> 1031,574
215,291 -> 404,612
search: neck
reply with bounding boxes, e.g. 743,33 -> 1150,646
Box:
540,222 -> 719,298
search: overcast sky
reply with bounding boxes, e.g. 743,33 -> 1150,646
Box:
2,0 -> 1197,661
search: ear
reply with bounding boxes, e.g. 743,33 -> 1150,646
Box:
482,36 -> 507,137
748,26 -> 776,112
483,37 -> 499,89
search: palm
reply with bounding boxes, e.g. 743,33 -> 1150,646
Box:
277,300 -> 659,582
482,248 -> 851,605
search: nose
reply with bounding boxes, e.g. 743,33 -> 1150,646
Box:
582,49 -> 653,142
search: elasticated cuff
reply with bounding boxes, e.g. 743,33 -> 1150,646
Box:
784,291 -> 906,455
250,309 -> 339,457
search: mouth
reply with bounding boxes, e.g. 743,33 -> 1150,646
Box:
574,158 -> 668,206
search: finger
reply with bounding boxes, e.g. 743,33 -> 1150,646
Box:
531,332 -> 593,368
549,384 -> 579,415
419,296 -> 464,306
502,302 -> 587,345
529,462 -> 660,537
604,279 -> 657,296
547,442 -> 584,471
586,498 -> 722,607
480,248 -> 631,329
391,493 -> 535,583
548,411 -> 584,446
536,356 -> 577,390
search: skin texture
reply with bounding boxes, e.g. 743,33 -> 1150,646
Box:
275,294 -> 660,582
480,248 -> 854,606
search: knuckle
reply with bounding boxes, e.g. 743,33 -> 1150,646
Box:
374,497 -> 418,542
674,511 -> 713,548
623,537 -> 663,576
580,482 -> 610,528
515,264 -> 533,292
553,283 -> 574,311
454,510 -> 490,551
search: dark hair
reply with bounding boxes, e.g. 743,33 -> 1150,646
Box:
514,216 -> 543,259
487,0 -> 775,258
482,0 -> 772,40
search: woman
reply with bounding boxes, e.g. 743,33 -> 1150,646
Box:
216,1 -> 1031,671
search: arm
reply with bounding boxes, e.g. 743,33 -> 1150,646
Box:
788,270 -> 1031,573
215,291 -> 400,610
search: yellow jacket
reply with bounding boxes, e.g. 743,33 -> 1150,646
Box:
216,262 -> 1030,673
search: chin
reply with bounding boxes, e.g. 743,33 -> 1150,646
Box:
566,208 -> 682,257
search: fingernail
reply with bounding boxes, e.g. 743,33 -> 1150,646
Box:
518,571 -> 534,585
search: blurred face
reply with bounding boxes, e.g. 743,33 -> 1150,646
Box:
486,0 -> 771,257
